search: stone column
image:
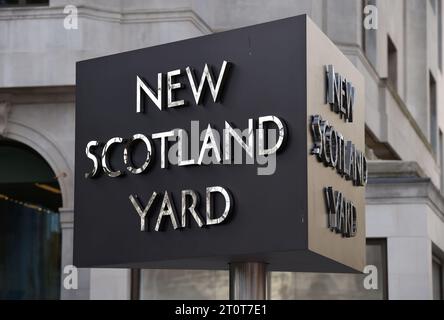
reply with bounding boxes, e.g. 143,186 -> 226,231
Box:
59,207 -> 90,300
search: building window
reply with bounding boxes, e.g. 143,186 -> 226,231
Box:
430,72 -> 438,154
136,239 -> 388,299
387,36 -> 398,91
432,256 -> 443,300
0,139 -> 62,299
0,0 -> 48,6
268,238 -> 388,299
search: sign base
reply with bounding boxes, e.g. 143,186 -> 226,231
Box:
229,262 -> 267,300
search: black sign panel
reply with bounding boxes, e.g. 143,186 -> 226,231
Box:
74,15 -> 365,272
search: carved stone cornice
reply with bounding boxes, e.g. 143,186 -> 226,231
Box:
366,160 -> 444,222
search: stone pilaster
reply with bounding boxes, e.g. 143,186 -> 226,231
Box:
59,207 -> 90,300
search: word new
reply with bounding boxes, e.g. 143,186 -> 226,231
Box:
137,60 -> 230,112
326,64 -> 355,123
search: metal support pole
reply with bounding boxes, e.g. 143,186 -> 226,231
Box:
229,262 -> 267,300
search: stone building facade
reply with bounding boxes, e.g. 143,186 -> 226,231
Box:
0,0 -> 443,299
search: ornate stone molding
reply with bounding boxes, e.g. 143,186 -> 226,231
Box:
366,160 -> 444,222
368,160 -> 426,178
0,5 -> 212,34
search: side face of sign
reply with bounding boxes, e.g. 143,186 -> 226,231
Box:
74,15 -> 366,273
307,19 -> 366,272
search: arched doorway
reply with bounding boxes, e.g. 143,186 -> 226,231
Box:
0,138 -> 62,299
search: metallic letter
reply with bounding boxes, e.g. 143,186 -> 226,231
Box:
155,191 -> 179,231
337,133 -> 345,176
336,193 -> 346,235
355,151 -> 363,186
181,190 -> 204,228
186,60 -> 230,104
258,116 -> 286,156
324,186 -> 338,230
345,141 -> 356,181
136,74 -> 162,113
346,81 -> 355,122
152,131 -> 175,169
198,125 -> 222,165
362,155 -> 368,186
129,192 -> 157,231
206,186 -> 232,225
325,126 -> 338,168
326,65 -> 342,112
320,120 -> 330,164
311,115 -> 323,159
351,204 -> 357,236
177,129 -> 196,166
167,69 -> 185,108
326,65 -> 335,105
85,140 -> 101,178
224,119 -> 254,161
124,134 -> 153,174
101,137 -> 125,178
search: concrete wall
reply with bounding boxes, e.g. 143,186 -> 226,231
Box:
366,161 -> 444,299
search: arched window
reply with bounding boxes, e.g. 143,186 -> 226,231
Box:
0,139 -> 61,299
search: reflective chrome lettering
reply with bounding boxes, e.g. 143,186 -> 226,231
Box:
206,186 -> 232,226
101,137 -> 125,178
129,192 -> 157,231
186,61 -> 230,105
85,140 -> 101,178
